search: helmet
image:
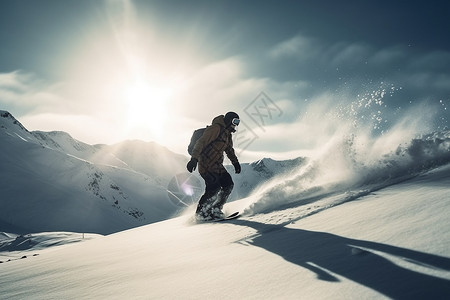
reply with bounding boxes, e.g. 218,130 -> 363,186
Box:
224,111 -> 240,127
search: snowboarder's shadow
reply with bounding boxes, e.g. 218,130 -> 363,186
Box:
234,219 -> 450,299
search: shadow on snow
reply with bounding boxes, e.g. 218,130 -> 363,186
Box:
233,219 -> 450,299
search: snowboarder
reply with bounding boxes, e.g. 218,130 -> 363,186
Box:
186,112 -> 241,220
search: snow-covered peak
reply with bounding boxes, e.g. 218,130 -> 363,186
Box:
32,130 -> 97,158
0,112 -> 188,234
0,110 -> 29,133
0,110 -> 15,121
250,157 -> 306,177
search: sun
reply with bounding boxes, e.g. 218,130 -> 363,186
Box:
124,80 -> 172,137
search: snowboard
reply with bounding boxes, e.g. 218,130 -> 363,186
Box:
213,211 -> 240,222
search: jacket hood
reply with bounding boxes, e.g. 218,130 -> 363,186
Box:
211,115 -> 226,127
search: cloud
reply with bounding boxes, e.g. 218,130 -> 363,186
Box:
2,28 -> 448,160
255,93 -> 348,149
268,34 -> 372,68
236,88 -> 443,162
408,50 -> 450,71
268,35 -> 319,62
0,71 -> 60,114
0,71 -> 38,101
327,42 -> 371,67
368,45 -> 406,66
268,33 -> 450,79
0,71 -> 32,91
265,33 -> 450,107
20,112 -> 119,145
174,57 -> 268,120
0,70 -> 99,116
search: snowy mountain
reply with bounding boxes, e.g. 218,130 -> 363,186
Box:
0,111 -> 177,234
0,111 -> 303,234
1,110 -> 449,298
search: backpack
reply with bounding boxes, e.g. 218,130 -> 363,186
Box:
187,126 -> 224,155
187,128 -> 206,155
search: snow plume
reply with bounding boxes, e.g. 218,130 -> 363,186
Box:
244,86 -> 450,215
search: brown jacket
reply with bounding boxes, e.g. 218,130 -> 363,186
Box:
192,115 -> 239,174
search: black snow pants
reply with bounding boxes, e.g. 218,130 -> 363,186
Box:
196,171 -> 234,216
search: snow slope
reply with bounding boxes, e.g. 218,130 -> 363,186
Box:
0,111 -> 176,234
1,110 -> 449,298
0,164 -> 449,299
0,111 -> 304,234
0,232 -> 101,263
0,112 -> 157,233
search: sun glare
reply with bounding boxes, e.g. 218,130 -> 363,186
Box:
124,80 -> 172,137
98,0 -> 191,143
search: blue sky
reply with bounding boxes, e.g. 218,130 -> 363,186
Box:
1,0 -> 449,161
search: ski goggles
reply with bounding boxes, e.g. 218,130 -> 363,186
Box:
231,118 -> 240,126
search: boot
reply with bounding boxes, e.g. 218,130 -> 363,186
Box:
210,207 -> 225,220
213,184 -> 233,212
196,193 -> 218,220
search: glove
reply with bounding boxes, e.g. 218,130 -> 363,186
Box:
186,157 -> 198,173
233,161 -> 241,174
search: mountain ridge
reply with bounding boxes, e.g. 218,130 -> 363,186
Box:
0,110 -> 304,234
